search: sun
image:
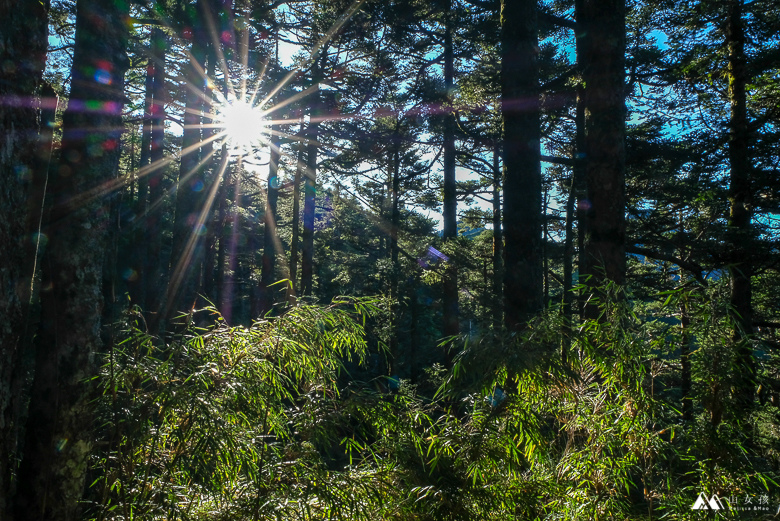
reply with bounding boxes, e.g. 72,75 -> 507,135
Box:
217,98 -> 268,154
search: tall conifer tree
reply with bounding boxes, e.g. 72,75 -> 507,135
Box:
501,0 -> 543,330
14,0 -> 129,518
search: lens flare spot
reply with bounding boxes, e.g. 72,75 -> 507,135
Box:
269,176 -> 280,189
94,69 -> 112,85
428,246 -> 449,262
88,143 -> 103,157
122,268 -> 139,282
191,179 -> 204,192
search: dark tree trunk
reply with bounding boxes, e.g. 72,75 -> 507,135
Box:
501,0 -> 543,331
574,82 -> 587,320
11,89 -> 57,516
491,147 -> 503,331
442,1 -> 459,342
543,187 -> 549,301
144,27 -> 167,328
202,48 -> 219,305
289,125 -> 305,299
216,157 -> 229,313
681,300 -> 693,422
131,58 -> 155,308
389,141 -> 401,374
22,84 -> 58,310
101,169 -> 123,341
259,127 -> 281,314
725,0 -> 754,411
579,0 -> 627,308
302,84 -> 321,297
221,159 -> 243,323
301,139 -> 317,297
13,0 -> 129,519
564,23 -> 587,351
410,275 -> 421,382
0,0 -> 49,513
562,159 -> 580,363
168,15 -> 209,320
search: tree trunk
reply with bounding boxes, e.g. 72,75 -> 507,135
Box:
302,82 -> 321,297
442,0 -> 459,343
389,141 -> 401,374
145,27 -> 167,329
491,147 -> 503,331
202,48 -> 219,305
562,163 -> 578,364
22,84 -> 58,311
259,127 -> 281,314
565,13 -> 587,347
579,0 -> 627,309
216,157 -> 229,313
543,187 -> 549,302
221,159 -> 243,323
501,0 -> 543,330
13,0 -> 129,518
131,58 -> 155,308
681,300 -> 693,422
289,124 -> 305,300
725,0 -> 754,411
168,14 -> 209,321
0,0 -> 49,513
574,82 -> 587,320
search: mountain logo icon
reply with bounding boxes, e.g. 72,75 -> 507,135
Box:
691,492 -> 725,510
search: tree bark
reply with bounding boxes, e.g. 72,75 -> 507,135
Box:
131,57 -> 155,308
491,146 -> 503,331
259,127 -> 281,314
501,0 -> 543,330
725,0 -> 755,411
0,0 -> 49,513
389,139 -> 401,374
202,47 -> 219,305
681,300 -> 693,421
168,12 -> 209,321
579,0 -> 627,309
13,0 -> 129,518
563,171 -> 576,364
221,159 -> 243,323
301,80 -> 321,297
574,84 -> 587,320
145,27 -> 167,328
216,150 -> 229,313
289,123 -> 305,300
442,0 -> 459,342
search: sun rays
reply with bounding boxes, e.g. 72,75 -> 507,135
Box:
29,0 -> 388,321
214,97 -> 269,153
140,0 -> 375,319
